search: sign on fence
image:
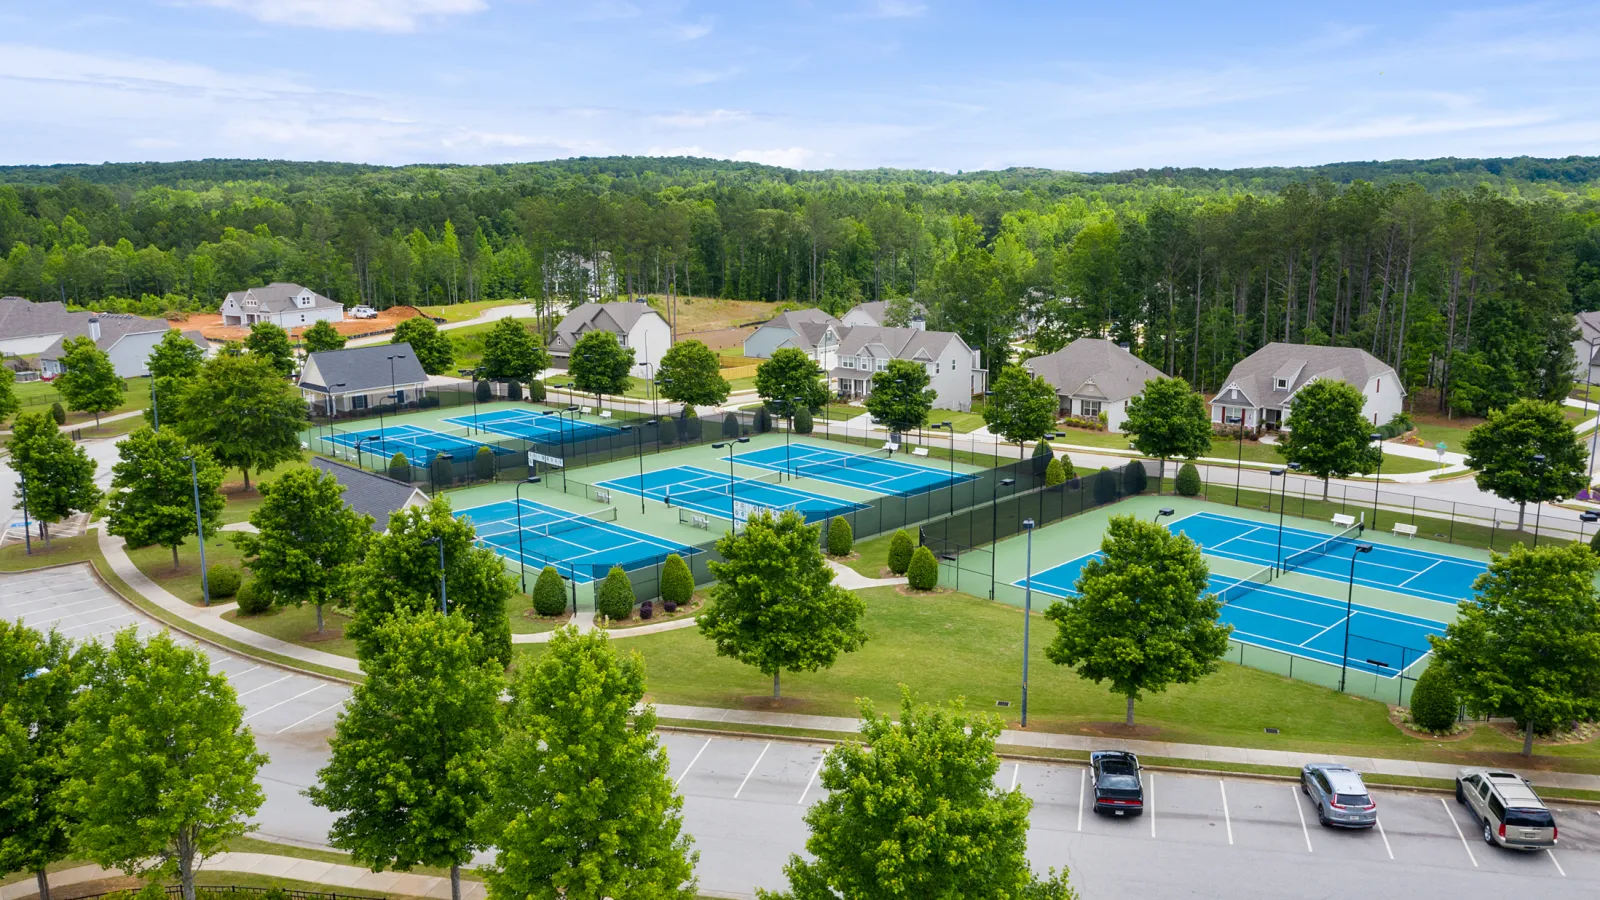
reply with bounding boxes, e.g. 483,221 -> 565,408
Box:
527,450 -> 565,468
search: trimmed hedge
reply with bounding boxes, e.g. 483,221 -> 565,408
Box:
721,411 -> 741,439
683,409 -> 703,440
906,545 -> 939,590
794,406 -> 814,434
507,379 -> 523,402
475,379 -> 493,402
50,401 -> 65,425
527,379 -> 546,401
1031,438 -> 1053,477
887,529 -> 915,575
206,563 -> 241,598
388,452 -> 410,482
596,565 -> 635,621
659,416 -> 679,445
1058,451 -> 1076,479
473,445 -> 496,481
1122,459 -> 1147,494
532,565 -> 567,616
430,453 -> 453,487
1044,457 -> 1065,487
1093,466 -> 1116,504
234,579 -> 272,615
754,406 -> 772,433
1175,462 -> 1201,497
1408,665 -> 1458,733
661,553 -> 694,607
828,516 -> 854,556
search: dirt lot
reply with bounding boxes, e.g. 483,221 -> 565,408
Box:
182,305 -> 425,342
646,295 -> 782,352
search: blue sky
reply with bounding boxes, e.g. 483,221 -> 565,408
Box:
2,1 -> 1597,171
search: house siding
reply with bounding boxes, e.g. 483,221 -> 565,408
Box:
743,325 -> 802,359
627,315 -> 673,379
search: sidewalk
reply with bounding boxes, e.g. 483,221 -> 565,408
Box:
0,854 -> 485,900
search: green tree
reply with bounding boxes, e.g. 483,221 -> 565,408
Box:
104,427 -> 224,569
1462,399 -> 1588,530
302,319 -> 346,353
349,497 -> 515,667
721,411 -> 741,439
388,451 -> 410,481
656,339 -> 729,407
982,364 -> 1058,459
1092,465 -> 1116,504
0,365 -> 20,426
48,402 -> 65,425
245,321 -> 295,377
55,335 -> 122,426
887,529 -> 914,575
698,510 -> 867,699
659,415 -> 679,445
760,692 -> 1075,900
6,412 -> 102,545
569,330 -> 635,408
0,624 -> 79,900
144,329 -> 205,430
1058,451 -> 1076,479
174,353 -> 307,489
755,348 -> 828,417
481,318 -> 550,381
64,629 -> 266,900
473,444 -> 496,480
1044,457 -> 1066,486
1407,665 -> 1458,733
1175,462 -> 1202,496
827,515 -> 854,556
393,317 -> 455,375
475,377 -> 492,403
1278,380 -> 1381,499
793,405 -> 814,434
864,359 -> 936,438
308,611 -> 500,900
906,545 -> 939,590
661,553 -> 694,607
1432,543 -> 1600,755
1043,515 -> 1231,725
532,565 -> 568,617
1123,376 -> 1211,481
596,565 -> 636,621
479,627 -> 698,900
232,467 -> 373,633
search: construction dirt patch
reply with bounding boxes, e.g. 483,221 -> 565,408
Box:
181,305 -> 426,342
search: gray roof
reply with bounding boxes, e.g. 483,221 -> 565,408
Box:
550,300 -> 662,352
747,309 -> 842,353
224,282 -> 341,314
299,343 -> 429,394
1023,338 -> 1165,403
310,458 -> 425,533
1214,342 -> 1400,410
843,300 -> 927,326
0,296 -> 77,338
827,326 -> 968,377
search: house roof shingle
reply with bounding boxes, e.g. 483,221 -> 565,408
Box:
842,300 -> 927,326
550,300 -> 664,352
1022,338 -> 1165,404
224,282 -> 341,314
310,457 -> 427,533
0,297 -> 202,360
1215,342 -> 1400,410
300,343 -> 430,395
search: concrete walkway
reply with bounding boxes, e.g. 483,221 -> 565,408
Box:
1,853 -> 485,900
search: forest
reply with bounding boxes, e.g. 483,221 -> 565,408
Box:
2,154 -> 1599,416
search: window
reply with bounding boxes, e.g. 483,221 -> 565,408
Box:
1275,378 -> 1288,389
876,359 -> 887,371
843,358 -> 855,369
352,395 -> 368,410
1080,400 -> 1102,418
935,362 -> 941,374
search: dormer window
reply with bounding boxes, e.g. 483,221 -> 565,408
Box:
1276,378 -> 1289,390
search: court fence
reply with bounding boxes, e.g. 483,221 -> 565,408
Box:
1227,636 -> 1425,707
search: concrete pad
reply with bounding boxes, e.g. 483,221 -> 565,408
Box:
281,860 -> 338,883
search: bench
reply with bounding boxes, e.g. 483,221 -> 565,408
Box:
882,440 -> 899,453
1332,513 -> 1357,528
598,409 -> 613,419
690,514 -> 710,530
1393,523 -> 1418,538
581,406 -> 595,416
911,447 -> 930,458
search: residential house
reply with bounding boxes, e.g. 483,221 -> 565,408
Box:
0,296 -> 209,378
1021,338 -> 1165,432
310,457 -> 428,532
1210,342 -> 1403,430
829,326 -> 985,411
220,283 -> 344,329
1573,310 -> 1600,387
548,300 -> 671,379
841,299 -> 927,329
741,308 -> 843,359
297,343 -> 430,416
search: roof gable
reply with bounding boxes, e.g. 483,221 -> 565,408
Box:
300,343 -> 430,394
1022,338 -> 1164,404
310,458 -> 426,533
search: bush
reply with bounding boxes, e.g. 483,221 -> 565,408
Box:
721,411 -> 741,439
532,565 -> 567,616
430,453 -> 454,487
1408,665 -> 1459,733
793,405 -> 814,434
659,415 -> 679,445
1044,457 -> 1065,487
386,452 -> 411,482
754,406 -> 772,433
473,445 -> 496,481
906,545 -> 939,591
1092,466 -> 1117,504
475,379 -> 493,402
1175,462 -> 1202,497
887,529 -> 915,575
1591,527 -> 1600,555
1122,460 -> 1148,495
1058,452 -> 1076,479
1031,437 -> 1054,476
507,379 -> 523,402
682,408 -> 703,441
206,563 -> 241,598
234,579 -> 272,615
50,401 -> 65,425
827,516 -> 854,556
596,565 -> 635,621
661,553 -> 693,606
527,379 -> 546,401
417,395 -> 442,409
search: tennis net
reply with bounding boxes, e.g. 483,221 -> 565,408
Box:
1281,519 -> 1364,575
792,448 -> 892,479
477,507 -> 619,544
1215,563 -> 1273,608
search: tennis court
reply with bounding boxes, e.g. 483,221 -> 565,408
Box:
594,465 -> 866,525
324,423 -> 513,466
1171,511 -> 1485,605
1013,551 -> 1444,678
456,498 -> 694,583
444,408 -> 620,445
729,443 -> 976,496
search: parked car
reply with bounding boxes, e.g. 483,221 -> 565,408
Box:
1089,750 -> 1144,816
1455,768 -> 1558,850
1300,763 -> 1377,828
350,305 -> 377,319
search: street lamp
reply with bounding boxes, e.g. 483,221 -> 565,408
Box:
1231,413 -> 1246,505
1021,517 -> 1036,728
353,435 -> 367,472
1340,543 -> 1375,692
1531,452 -> 1546,546
326,381 -> 346,420
514,476 -> 542,593
421,536 -> 446,612
458,367 -> 481,433
785,395 -> 803,480
17,472 -> 31,556
180,455 -> 210,607
990,477 -> 1016,601
381,352 -> 409,442
712,437 -> 751,524
1369,431 -> 1384,525
622,421 -> 658,514
1154,507 -> 1175,524
1269,468 -> 1286,573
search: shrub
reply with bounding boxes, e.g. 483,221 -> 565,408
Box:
234,579 -> 272,615
828,516 -> 854,556
596,565 -> 635,621
1044,457 -> 1065,487
639,600 -> 654,620
1058,452 -> 1076,479
475,379 -> 493,402
1122,460 -> 1148,495
1175,462 -> 1202,497
659,415 -> 679,445
754,407 -> 772,433
1032,437 -> 1054,476
417,395 -> 441,409
906,545 -> 939,591
1408,665 -> 1459,733
1591,527 -> 1600,555
430,453 -> 454,487
526,379 -> 546,401
206,563 -> 241,598
793,405 -> 814,434
661,552 -> 694,606
682,408 -> 703,441
532,565 -> 567,616
473,445 -> 496,481
1092,466 -> 1116,504
507,379 -> 523,402
887,528 -> 915,575
50,401 -> 65,425
721,411 -> 741,439
388,451 -> 410,482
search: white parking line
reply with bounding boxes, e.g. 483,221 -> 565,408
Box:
1375,817 -> 1394,859
733,743 -> 770,799
1439,798 -> 1478,868
675,739 -> 711,788
1076,769 -> 1085,832
1010,763 -> 1020,791
225,665 -> 262,681
276,699 -> 346,734
1548,849 -> 1565,877
798,755 -> 823,805
58,611 -> 134,632
243,685 -> 326,722
235,674 -> 292,698
1218,780 -> 1233,845
1148,774 -> 1156,838
1293,785 -> 1312,852
11,595 -> 114,615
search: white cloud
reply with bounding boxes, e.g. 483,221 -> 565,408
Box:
733,147 -> 817,168
649,109 -> 750,128
865,1 -> 927,19
182,0 -> 486,33
674,17 -> 713,40
676,67 -> 742,86
645,146 -> 707,157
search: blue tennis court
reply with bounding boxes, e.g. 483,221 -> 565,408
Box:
324,423 -> 513,466
1013,552 -> 1443,678
595,465 -> 866,525
445,408 -> 621,446
1171,511 -> 1484,605
729,443 -> 976,496
456,498 -> 693,583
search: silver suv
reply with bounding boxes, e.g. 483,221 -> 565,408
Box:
1455,768 -> 1557,849
1300,763 -> 1377,828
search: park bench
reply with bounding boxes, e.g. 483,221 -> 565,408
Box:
1332,513 -> 1357,528
883,440 -> 899,453
1392,522 -> 1418,538
598,409 -> 613,419
911,447 -> 930,458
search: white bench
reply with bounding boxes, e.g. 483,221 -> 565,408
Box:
882,440 -> 899,453
581,406 -> 595,416
690,514 -> 710,530
1332,513 -> 1357,528
598,409 -> 613,419
1393,523 -> 1418,538
911,447 -> 930,458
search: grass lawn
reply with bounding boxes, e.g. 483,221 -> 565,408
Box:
126,532 -> 247,606
1406,412 -> 1484,449
217,453 -> 314,524
226,603 -> 358,658
420,297 -> 528,323
0,533 -> 97,572
929,406 -> 987,433
7,376 -> 152,429
841,530 -> 899,579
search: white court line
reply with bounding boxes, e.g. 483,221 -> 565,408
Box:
235,674 -> 293,698
1301,614 -> 1355,648
675,739 -> 711,788
733,743 -> 771,799
1077,769 -> 1085,832
1149,774 -> 1156,838
1396,559 -> 1442,588
243,685 -> 325,722
1439,798 -> 1478,867
1548,850 -> 1565,877
1010,763 -> 1020,791
1294,785 -> 1313,852
798,754 -> 824,805
1219,780 -> 1233,845
276,699 -> 347,734
1376,817 -> 1394,859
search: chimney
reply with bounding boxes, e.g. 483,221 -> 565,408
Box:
1119,342 -> 1130,351
88,315 -> 100,342
910,313 -> 926,332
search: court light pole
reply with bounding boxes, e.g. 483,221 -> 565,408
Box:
1021,517 -> 1036,728
990,477 -> 1016,602
1269,468 -> 1286,573
382,352 -> 409,443
1339,543 -> 1375,692
1369,431 -> 1383,526
458,367 -> 481,433
785,395 -> 803,480
514,476 -> 542,593
713,437 -> 751,525
1233,413 -> 1246,505
181,455 -> 211,607
422,536 -> 446,612
623,421 -> 657,514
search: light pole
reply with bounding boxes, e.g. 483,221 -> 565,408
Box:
1021,517 -> 1036,728
458,367 -> 481,433
1232,413 -> 1246,505
514,475 -> 542,593
713,437 -> 750,524
353,436 -> 367,472
1340,543 -> 1375,692
990,477 -> 1016,601
326,381 -> 345,420
381,352 -> 409,442
1154,507 -> 1175,524
1269,468 -> 1286,573
785,395 -> 803,480
17,472 -> 31,556
181,455 -> 210,607
622,421 -> 657,513
1369,431 -> 1383,525
422,536 -> 446,612
1531,452 -> 1546,547
150,377 -> 160,431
